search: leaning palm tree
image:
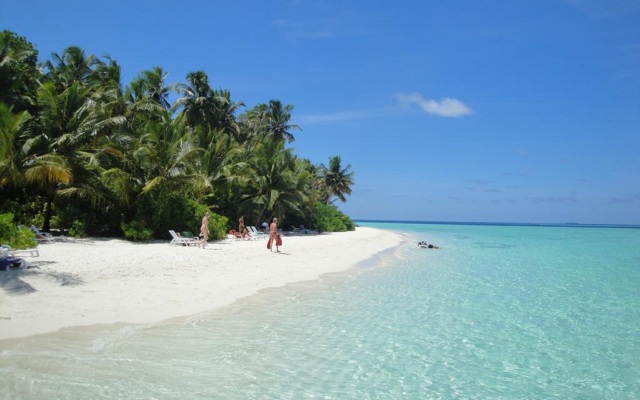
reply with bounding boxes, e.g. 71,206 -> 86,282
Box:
320,155 -> 354,205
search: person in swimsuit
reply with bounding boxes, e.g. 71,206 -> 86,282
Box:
200,212 -> 210,249
268,217 -> 279,252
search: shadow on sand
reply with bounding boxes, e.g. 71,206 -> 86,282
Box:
0,262 -> 84,295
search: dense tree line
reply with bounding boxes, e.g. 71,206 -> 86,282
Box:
0,30 -> 355,240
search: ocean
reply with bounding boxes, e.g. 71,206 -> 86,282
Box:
1,221 -> 639,399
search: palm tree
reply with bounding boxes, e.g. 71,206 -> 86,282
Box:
129,66 -> 173,110
22,81 -> 123,230
43,46 -> 99,91
0,30 -> 40,113
237,137 -> 313,225
173,71 -> 217,128
0,103 -> 31,186
133,111 -> 202,195
320,155 -> 354,205
245,100 -> 300,144
174,71 -> 244,139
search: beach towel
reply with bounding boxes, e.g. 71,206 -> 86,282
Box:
276,235 -> 282,246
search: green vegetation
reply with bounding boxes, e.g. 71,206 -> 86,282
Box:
313,202 -> 356,232
0,213 -> 37,249
0,30 -> 355,240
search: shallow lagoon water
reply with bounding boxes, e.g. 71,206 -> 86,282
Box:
1,222 -> 639,399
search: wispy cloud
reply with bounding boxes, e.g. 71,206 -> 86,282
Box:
296,109 -> 378,124
396,93 -> 474,118
273,18 -> 336,39
607,193 -> 640,204
274,2 -> 363,40
297,92 -> 473,125
466,179 -> 502,193
565,0 -> 640,17
527,196 -> 579,205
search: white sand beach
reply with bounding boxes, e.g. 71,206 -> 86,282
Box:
0,227 -> 402,340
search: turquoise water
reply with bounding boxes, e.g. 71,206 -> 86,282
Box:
1,222 -> 639,399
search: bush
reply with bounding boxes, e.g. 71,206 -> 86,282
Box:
68,220 -> 87,238
188,201 -> 228,240
128,192 -> 228,241
208,212 -> 228,240
0,213 -> 38,249
312,202 -> 355,232
121,220 -> 154,241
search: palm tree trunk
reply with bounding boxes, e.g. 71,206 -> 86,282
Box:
43,185 -> 55,232
255,207 -> 266,228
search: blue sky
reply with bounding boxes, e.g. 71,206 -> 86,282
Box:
3,0 -> 639,225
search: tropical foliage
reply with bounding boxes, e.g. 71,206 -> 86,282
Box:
0,213 -> 37,249
0,30 -> 356,240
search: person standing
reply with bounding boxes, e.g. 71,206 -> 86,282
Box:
200,212 -> 210,249
268,217 -> 279,252
239,215 -> 249,238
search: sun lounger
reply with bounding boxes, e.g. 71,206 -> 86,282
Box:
29,225 -> 68,242
227,229 -> 248,240
29,225 -> 56,243
169,230 -> 199,246
248,226 -> 265,240
296,225 -> 319,235
1,245 -> 39,257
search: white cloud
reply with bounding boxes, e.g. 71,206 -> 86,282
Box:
396,93 -> 474,118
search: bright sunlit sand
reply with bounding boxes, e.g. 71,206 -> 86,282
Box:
0,227 -> 402,340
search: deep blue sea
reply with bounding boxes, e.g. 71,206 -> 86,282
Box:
1,221 -> 639,399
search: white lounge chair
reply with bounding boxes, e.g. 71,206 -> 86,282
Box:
1,245 -> 39,257
227,230 -> 248,241
169,230 -> 200,246
299,225 -> 319,235
29,225 -> 56,243
248,226 -> 265,240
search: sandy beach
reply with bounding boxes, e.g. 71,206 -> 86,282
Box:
0,227 -> 403,340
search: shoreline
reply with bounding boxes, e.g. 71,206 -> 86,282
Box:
0,226 -> 403,341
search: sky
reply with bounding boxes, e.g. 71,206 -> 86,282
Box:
2,0 -> 639,225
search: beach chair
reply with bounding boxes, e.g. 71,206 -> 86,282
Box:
29,225 -> 56,243
227,230 -> 247,240
300,225 -> 319,235
248,226 -> 265,240
1,245 -> 39,258
169,230 -> 199,246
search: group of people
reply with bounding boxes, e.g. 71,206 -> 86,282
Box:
418,241 -> 440,249
198,213 -> 281,253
